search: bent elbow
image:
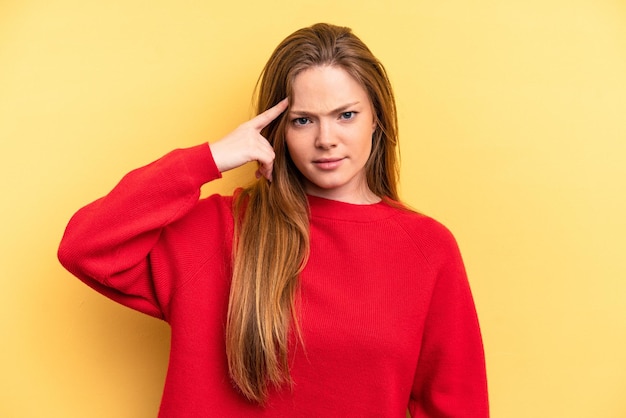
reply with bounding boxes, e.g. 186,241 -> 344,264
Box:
57,231 -> 83,275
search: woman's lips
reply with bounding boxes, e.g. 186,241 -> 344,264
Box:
312,157 -> 345,170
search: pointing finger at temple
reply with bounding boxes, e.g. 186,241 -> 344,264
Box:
250,98 -> 289,131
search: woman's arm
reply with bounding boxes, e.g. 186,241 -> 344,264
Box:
57,144 -> 223,319
408,227 -> 489,417
57,99 -> 289,319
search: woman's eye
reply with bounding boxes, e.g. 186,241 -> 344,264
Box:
340,111 -> 356,120
293,117 -> 310,126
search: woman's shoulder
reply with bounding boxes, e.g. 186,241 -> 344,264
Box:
164,190 -> 237,236
388,204 -> 462,258
189,191 -> 237,221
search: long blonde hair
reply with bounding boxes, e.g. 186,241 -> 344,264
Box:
226,23 -> 400,403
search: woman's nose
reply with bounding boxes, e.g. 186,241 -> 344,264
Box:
314,121 -> 337,149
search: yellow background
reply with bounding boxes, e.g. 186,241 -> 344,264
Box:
2,0 -> 625,416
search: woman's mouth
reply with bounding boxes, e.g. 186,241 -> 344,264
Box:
312,157 -> 345,170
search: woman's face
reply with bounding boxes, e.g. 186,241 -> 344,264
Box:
285,65 -> 378,204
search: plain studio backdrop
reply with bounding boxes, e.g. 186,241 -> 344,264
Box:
1,0 -> 625,416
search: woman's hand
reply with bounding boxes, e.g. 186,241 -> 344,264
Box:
209,98 -> 288,182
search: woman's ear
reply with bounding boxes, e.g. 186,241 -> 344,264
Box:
371,108 -> 378,132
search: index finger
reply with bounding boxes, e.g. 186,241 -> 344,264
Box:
250,98 -> 289,130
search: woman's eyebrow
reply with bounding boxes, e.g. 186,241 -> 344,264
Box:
289,102 -> 360,117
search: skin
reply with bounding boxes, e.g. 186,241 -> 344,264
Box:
210,65 -> 378,204
209,98 -> 287,181
285,65 -> 378,204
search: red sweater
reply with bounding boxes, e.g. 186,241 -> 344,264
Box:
58,144 -> 488,417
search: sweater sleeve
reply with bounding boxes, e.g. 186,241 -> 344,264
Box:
408,226 -> 489,417
57,143 -> 223,320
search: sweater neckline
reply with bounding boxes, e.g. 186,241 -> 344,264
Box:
306,194 -> 395,222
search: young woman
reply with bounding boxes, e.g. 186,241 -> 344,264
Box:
58,23 -> 488,417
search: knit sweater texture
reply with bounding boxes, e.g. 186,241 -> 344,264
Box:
58,143 -> 488,417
